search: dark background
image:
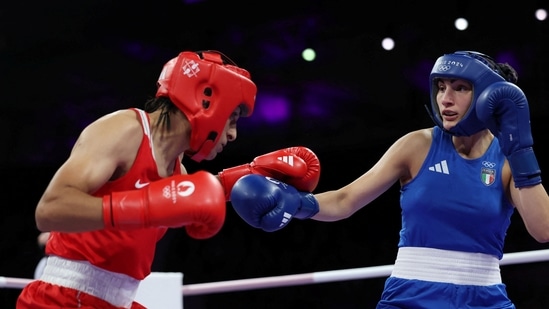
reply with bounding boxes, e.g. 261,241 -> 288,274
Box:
2,1 -> 549,308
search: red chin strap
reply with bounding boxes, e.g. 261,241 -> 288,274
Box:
186,139 -> 216,162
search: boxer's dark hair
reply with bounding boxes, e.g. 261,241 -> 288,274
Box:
143,96 -> 179,131
466,52 -> 518,83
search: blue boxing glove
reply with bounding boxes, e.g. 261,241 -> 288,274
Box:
476,81 -> 541,187
230,174 -> 319,232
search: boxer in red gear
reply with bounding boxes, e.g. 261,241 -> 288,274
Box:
17,50 -> 256,309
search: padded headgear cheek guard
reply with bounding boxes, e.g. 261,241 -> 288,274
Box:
156,51 -> 257,162
428,51 -> 507,136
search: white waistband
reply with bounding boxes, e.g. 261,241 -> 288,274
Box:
391,247 -> 502,286
40,255 -> 140,308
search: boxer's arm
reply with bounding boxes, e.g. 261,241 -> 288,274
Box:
311,129 -> 430,222
35,110 -> 144,232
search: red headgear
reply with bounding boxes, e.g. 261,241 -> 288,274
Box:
156,50 -> 257,162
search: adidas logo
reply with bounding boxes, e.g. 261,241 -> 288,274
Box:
278,156 -> 294,166
280,212 -> 292,227
428,160 -> 449,174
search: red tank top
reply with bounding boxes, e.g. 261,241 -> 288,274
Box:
46,108 -> 182,280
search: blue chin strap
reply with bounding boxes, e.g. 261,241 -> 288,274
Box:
428,51 -> 507,136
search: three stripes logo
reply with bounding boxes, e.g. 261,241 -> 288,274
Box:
278,155 -> 294,165
428,160 -> 449,174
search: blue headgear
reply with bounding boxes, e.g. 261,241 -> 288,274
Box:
428,51 -> 507,136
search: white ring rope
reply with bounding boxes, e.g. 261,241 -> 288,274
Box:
1,249 -> 548,296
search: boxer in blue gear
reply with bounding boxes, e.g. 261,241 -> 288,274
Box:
230,51 -> 549,308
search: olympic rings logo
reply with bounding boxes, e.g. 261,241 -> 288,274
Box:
437,64 -> 451,72
162,185 -> 171,198
482,161 -> 496,168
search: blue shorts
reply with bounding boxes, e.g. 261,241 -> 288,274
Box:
376,277 -> 515,309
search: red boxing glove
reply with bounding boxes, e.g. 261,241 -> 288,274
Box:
102,171 -> 226,239
218,146 -> 320,200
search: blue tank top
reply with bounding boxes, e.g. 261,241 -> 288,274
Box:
398,126 -> 514,259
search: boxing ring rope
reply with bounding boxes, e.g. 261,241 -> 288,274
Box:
1,249 -> 548,296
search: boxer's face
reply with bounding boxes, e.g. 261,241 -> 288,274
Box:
435,78 -> 473,131
203,106 -> 242,161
